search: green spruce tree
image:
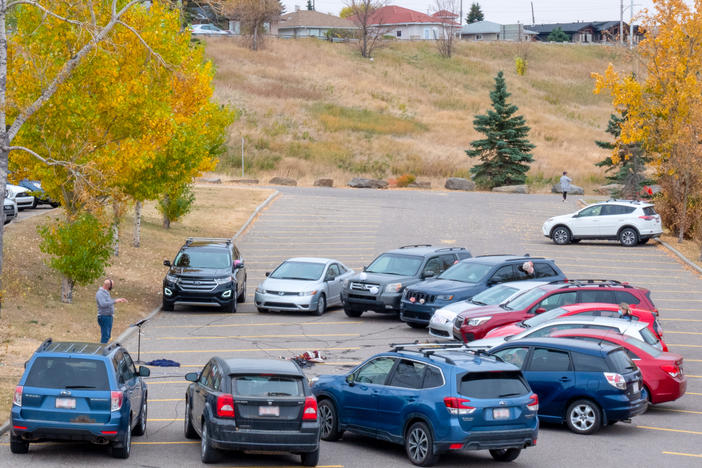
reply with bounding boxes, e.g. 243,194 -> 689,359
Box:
466,71 -> 535,188
306,0 -> 314,11
466,3 -> 484,23
547,27 -> 569,42
595,111 -> 652,198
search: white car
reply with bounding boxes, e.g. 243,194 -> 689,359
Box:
465,316 -> 663,351
3,198 -> 17,224
6,184 -> 35,210
428,280 -> 549,339
190,23 -> 230,35
542,200 -> 662,247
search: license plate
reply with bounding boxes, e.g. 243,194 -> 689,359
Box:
493,408 -> 510,419
56,398 -> 76,409
258,406 -> 279,416
632,382 -> 639,393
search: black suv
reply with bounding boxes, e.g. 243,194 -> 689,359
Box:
341,245 -> 471,318
163,237 -> 246,313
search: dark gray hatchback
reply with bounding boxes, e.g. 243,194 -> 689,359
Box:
184,358 -> 321,465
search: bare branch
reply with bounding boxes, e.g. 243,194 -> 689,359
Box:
116,21 -> 171,69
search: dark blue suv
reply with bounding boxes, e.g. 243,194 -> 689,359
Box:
490,337 -> 647,435
400,255 -> 565,328
312,344 -> 538,466
10,339 -> 150,458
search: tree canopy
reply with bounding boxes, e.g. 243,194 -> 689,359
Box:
466,3 -> 484,23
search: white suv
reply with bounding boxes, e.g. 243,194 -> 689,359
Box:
542,200 -> 662,247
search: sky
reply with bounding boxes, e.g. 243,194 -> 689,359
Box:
285,0 -> 695,25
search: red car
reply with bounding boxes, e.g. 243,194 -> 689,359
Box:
551,328 -> 686,405
482,303 -> 664,343
452,280 -> 658,343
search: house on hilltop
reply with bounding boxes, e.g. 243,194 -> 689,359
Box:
271,9 -> 357,39
530,21 -> 643,43
459,21 -> 537,41
366,5 -> 460,40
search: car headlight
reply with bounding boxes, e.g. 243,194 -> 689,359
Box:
255,287 -> 266,294
299,290 -> 318,296
437,295 -> 454,301
386,282 -> 403,293
214,276 -> 233,285
343,279 -> 350,288
165,274 -> 178,284
467,316 -> 492,327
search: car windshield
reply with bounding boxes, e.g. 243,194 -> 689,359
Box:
174,248 -> 230,269
24,357 -> 110,390
232,374 -> 303,397
502,288 -> 548,311
624,336 -> 663,357
438,262 -> 492,283
522,307 -> 567,328
471,284 -> 519,305
270,261 -> 325,281
366,254 -> 423,276
458,371 -> 529,398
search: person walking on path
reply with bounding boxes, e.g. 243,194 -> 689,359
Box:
560,171 -> 572,202
96,279 -> 128,344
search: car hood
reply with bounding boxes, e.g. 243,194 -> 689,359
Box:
458,304 -> 507,319
260,277 -> 322,292
348,272 -> 415,285
408,279 -> 482,296
485,323 -> 525,337
544,213 -> 577,224
465,336 -> 508,350
168,267 -> 231,278
436,300 -> 486,315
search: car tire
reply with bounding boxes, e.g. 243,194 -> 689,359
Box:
111,417 -> 132,459
10,434 -> 29,454
237,279 -> 246,303
566,399 -> 601,435
344,307 -> 363,318
301,449 -> 320,467
552,226 -> 572,245
619,227 -> 639,247
184,397 -> 198,439
641,385 -> 651,411
223,293 -> 237,313
319,399 -> 343,441
489,448 -> 521,462
315,294 -> 326,316
162,299 -> 174,311
407,322 -> 426,329
200,422 -> 219,464
132,393 -> 147,436
405,421 -> 439,467
257,307 -> 267,313
30,198 -> 37,209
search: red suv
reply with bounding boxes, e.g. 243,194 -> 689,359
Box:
551,329 -> 686,405
452,280 -> 657,342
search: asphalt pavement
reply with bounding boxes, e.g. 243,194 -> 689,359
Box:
3,186 -> 702,467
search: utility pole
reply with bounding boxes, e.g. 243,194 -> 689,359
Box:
460,0 -> 463,25
629,0 -> 634,48
531,1 -> 535,25
620,0 -> 624,45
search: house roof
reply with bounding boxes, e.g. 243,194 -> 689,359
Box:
367,6 -> 456,26
530,21 -> 629,34
278,10 -> 357,30
460,20 -> 502,34
432,9 -> 459,19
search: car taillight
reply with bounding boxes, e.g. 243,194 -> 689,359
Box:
216,394 -> 235,418
13,386 -> 22,407
661,364 -> 681,378
302,396 -> 318,421
110,391 -> 123,412
603,372 -> 627,390
527,394 -> 539,412
639,215 -> 655,220
444,397 -> 476,415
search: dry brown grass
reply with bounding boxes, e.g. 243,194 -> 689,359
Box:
660,233 -> 702,271
206,37 -> 636,188
0,185 -> 272,422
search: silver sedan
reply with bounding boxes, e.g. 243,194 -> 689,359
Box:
254,258 -> 355,315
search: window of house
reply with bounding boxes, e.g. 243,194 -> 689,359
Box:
476,34 -> 483,40
396,30 -> 402,38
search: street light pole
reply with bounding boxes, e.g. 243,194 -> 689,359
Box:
629,0 -> 634,48
620,0 -> 624,45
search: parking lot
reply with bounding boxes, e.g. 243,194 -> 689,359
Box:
3,186 -> 702,467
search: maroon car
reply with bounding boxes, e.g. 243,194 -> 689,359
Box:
452,280 -> 657,342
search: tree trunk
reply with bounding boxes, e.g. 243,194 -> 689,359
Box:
0,149 -> 8,316
112,202 -> 119,256
133,200 -> 142,247
0,6 -> 9,316
678,182 -> 688,243
61,276 -> 74,303
162,194 -> 170,229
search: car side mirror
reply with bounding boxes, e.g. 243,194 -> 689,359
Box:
422,270 -> 436,279
234,259 -> 244,269
345,374 -> 355,386
534,307 -> 546,314
163,259 -> 171,267
265,272 -> 270,277
185,372 -> 199,382
138,366 -> 151,377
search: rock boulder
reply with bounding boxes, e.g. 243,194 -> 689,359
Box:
347,178 -> 388,189
444,177 -> 475,191
552,183 -> 584,195
313,178 -> 334,187
492,184 -> 529,194
269,177 -> 297,186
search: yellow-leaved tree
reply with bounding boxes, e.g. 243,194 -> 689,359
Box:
593,0 -> 702,258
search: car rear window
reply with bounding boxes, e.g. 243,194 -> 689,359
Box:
615,291 -> 641,306
624,336 -> 662,357
643,206 -> 657,216
638,327 -> 660,346
232,375 -> 303,397
24,357 -> 110,390
458,371 -> 529,398
606,350 -> 638,373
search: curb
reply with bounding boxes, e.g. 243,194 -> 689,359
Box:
655,238 -> 702,275
115,304 -> 163,344
234,190 -> 280,240
0,419 -> 8,437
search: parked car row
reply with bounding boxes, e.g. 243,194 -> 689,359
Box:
3,180 -> 59,225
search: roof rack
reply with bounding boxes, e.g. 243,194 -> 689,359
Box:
435,247 -> 467,252
389,342 -> 503,364
36,338 -> 53,353
102,342 -> 121,356
399,244 -> 432,249
476,254 -> 514,258
605,199 -> 644,204
185,237 -> 232,246
557,279 -> 633,289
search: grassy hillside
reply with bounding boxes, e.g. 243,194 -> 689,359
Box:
207,38 -> 635,188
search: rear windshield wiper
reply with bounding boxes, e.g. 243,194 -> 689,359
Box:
500,304 -> 511,310
498,393 -> 522,397
471,300 -> 486,305
64,385 -> 96,389
267,392 -> 292,397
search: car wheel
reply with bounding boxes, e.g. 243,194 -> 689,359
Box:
132,394 -> 147,436
489,448 -> 521,462
237,279 -> 246,303
566,399 -> 601,435
301,448 -> 320,466
162,299 -> 174,311
184,397 -> 198,439
111,416 -> 132,458
30,198 -> 37,209
552,226 -> 572,245
315,294 -> 326,316
619,227 -> 639,247
319,399 -> 342,441
344,307 -> 363,318
405,421 -> 438,466
407,322 -> 426,329
10,434 -> 29,454
224,292 -> 237,313
638,238 -> 650,245
641,385 -> 651,412
200,422 -> 219,463
257,307 -> 267,313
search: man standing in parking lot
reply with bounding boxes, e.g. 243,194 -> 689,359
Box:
96,279 -> 128,344
560,171 -> 572,202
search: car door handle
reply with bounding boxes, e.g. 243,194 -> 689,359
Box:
560,376 -> 571,382
407,395 -> 418,402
